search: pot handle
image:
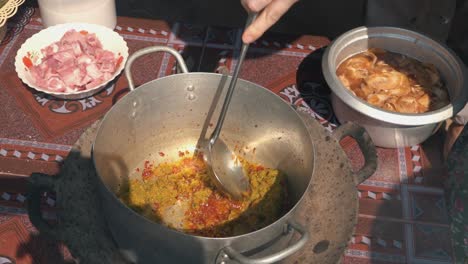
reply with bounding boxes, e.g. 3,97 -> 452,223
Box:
332,122 -> 378,185
219,221 -> 309,264
27,173 -> 60,239
124,46 -> 189,91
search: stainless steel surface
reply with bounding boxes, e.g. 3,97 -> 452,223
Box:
206,138 -> 250,199
206,12 -> 256,200
220,220 -> 309,264
93,46 -> 313,263
322,26 -> 468,148
125,45 -> 188,91
331,93 -> 441,147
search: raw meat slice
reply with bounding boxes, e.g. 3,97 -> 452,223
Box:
28,29 -> 120,93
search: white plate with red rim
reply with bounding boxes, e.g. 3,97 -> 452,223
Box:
14,22 -> 129,100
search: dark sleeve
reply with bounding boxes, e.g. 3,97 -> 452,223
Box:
447,0 -> 468,65
365,0 -> 456,42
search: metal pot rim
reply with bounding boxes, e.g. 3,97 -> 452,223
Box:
92,71 -> 316,240
322,26 -> 468,126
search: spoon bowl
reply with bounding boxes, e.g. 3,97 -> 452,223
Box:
203,12 -> 256,199
206,137 -> 251,199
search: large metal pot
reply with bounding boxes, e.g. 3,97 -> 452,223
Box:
93,46 -> 313,264
322,26 -> 468,148
25,111 -> 376,264
90,46 -> 376,264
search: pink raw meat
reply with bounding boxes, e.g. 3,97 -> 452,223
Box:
47,77 -> 66,92
76,54 -> 93,64
86,34 -> 102,48
52,50 -> 75,63
86,63 -> 103,79
29,29 -> 119,93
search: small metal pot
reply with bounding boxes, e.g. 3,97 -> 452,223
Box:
322,26 -> 468,148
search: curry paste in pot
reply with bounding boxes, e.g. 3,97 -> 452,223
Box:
119,152 -> 288,237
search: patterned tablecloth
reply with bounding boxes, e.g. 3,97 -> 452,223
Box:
0,7 -> 455,264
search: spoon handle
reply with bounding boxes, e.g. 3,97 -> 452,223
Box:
210,12 -> 257,143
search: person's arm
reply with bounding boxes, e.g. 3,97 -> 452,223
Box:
241,0 -> 298,43
444,103 -> 468,159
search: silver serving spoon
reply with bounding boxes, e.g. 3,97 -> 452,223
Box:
204,13 -> 256,200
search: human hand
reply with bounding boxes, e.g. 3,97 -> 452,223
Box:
241,0 -> 299,43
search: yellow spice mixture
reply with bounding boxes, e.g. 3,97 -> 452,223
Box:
119,153 -> 287,237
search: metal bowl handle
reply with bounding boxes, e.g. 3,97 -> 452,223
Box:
220,221 -> 309,264
124,46 -> 189,91
27,173 -> 60,239
332,122 -> 378,185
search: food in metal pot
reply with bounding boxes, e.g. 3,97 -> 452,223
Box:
336,48 -> 450,113
119,152 -> 288,237
26,29 -> 124,93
